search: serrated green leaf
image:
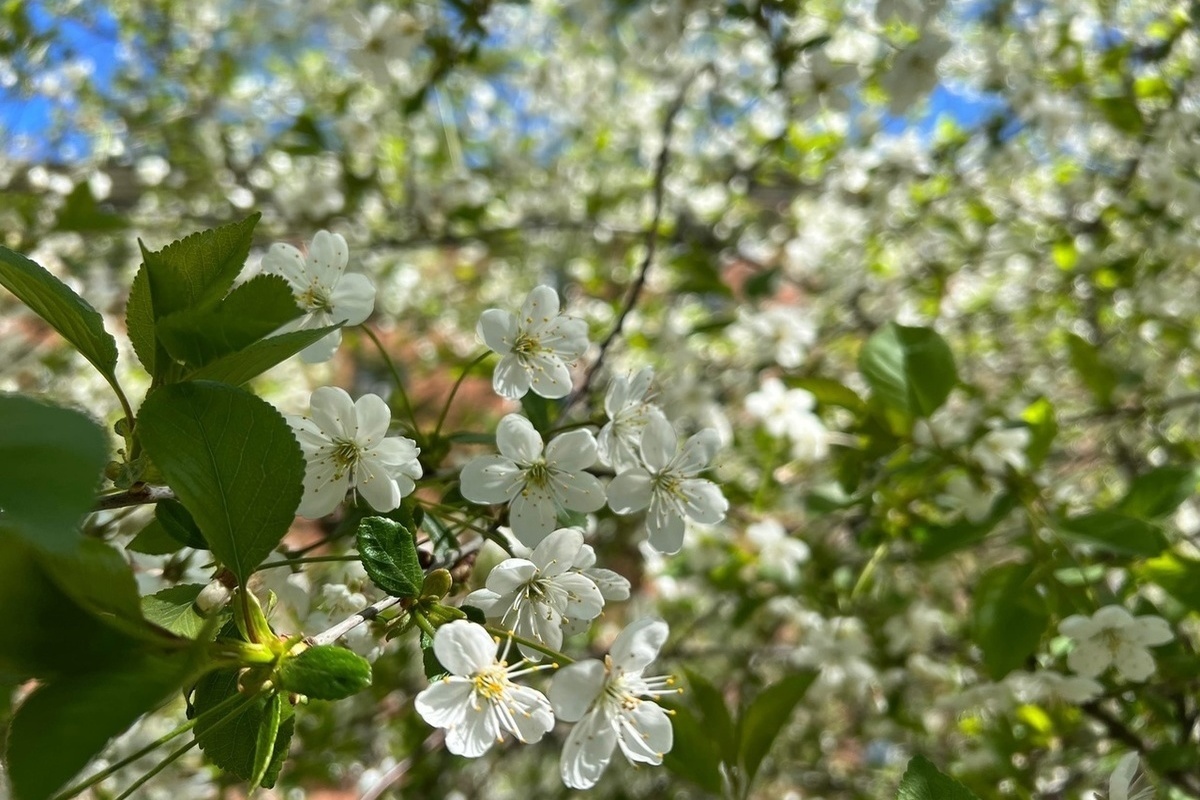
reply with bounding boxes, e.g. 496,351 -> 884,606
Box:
127,214 -> 260,383
137,381 -> 304,583
156,274 -> 301,367
897,755 -> 980,800
193,669 -> 295,786
971,562 -> 1048,679
1056,511 -> 1168,557
662,702 -> 723,793
185,324 -> 340,385
683,668 -> 736,764
0,394 -> 108,553
1116,466 -> 1197,520
6,648 -> 198,800
0,246 -> 119,388
738,671 -> 817,784
357,516 -> 424,598
128,518 -> 183,555
277,645 -> 372,700
142,584 -> 209,638
249,693 -> 284,788
859,323 -> 957,419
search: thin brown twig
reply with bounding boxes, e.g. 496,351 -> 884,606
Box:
562,65 -> 712,415
93,484 -> 176,511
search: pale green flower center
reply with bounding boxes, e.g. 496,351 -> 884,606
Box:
331,438 -> 362,479
512,332 -> 544,357
525,460 -> 550,489
298,282 -> 333,313
472,664 -> 511,700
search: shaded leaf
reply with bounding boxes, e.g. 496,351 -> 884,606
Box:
277,645 -> 372,700
1066,333 -> 1118,407
738,671 -> 817,784
1139,554 -> 1200,613
896,755 -> 980,800
137,382 -> 304,583
185,325 -> 340,386
142,585 -> 209,639
193,668 -> 295,787
683,668 -> 736,764
1056,512 -> 1168,558
157,275 -> 301,367
0,246 -> 119,388
0,395 -> 108,553
1117,466 -> 1197,520
859,323 -> 957,419
662,702 -> 723,793
155,498 -> 209,550
971,562 -> 1048,679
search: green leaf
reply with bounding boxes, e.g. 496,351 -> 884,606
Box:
682,668 -> 736,764
128,518 -> 183,555
1139,553 -> 1200,612
142,585 -> 210,639
1117,466 -> 1197,520
276,645 -> 372,700
36,538 -> 145,628
1020,396 -> 1057,468
912,495 -> 1016,561
357,516 -> 424,599
126,214 -> 261,382
0,394 -> 108,553
0,532 -> 134,680
1056,511 -> 1168,558
6,649 -> 198,800
193,669 -> 295,786
859,323 -> 957,419
971,562 -> 1048,679
137,381 -> 304,583
662,702 -> 723,793
249,693 -> 284,788
184,325 -> 340,386
1065,333 -> 1118,407
53,182 -> 126,232
0,246 -> 119,387
155,498 -> 209,550
156,275 -> 302,367
738,671 -> 817,784
896,755 -> 980,800
788,377 -> 865,412
1095,94 -> 1143,134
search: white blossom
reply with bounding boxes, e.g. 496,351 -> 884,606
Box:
1005,670 -> 1103,705
477,285 -> 589,400
1108,752 -> 1154,800
971,425 -> 1031,475
1059,606 -> 1173,682
607,416 -> 728,554
288,387 -> 422,518
746,518 -> 810,584
744,377 -> 829,462
414,620 -> 555,757
262,230 -> 375,363
549,618 -> 677,790
464,528 -> 606,659
939,473 -> 999,523
597,367 -> 667,471
459,414 -> 606,547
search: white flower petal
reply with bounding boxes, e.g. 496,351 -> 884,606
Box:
297,471 -> 349,518
329,272 -> 375,325
493,353 -> 533,399
679,478 -> 728,524
560,706 -> 618,790
478,308 -> 516,354
309,386 -> 357,439
444,701 -> 500,757
433,620 -> 498,677
520,285 -> 561,323
607,470 -> 653,514
551,469 -> 606,514
1127,616 -> 1174,647
460,456 -> 525,504
616,701 -> 672,765
586,568 -> 631,601
531,528 -> 585,577
463,588 -> 501,615
550,659 -> 607,722
1058,614 -> 1096,640
486,559 -> 539,594
356,468 -> 401,512
557,572 -> 605,621
609,618 -> 668,673
496,414 -> 544,464
1066,638 -> 1111,678
354,393 -> 393,446
507,684 -> 555,743
299,328 -> 342,363
639,416 -> 678,472
509,484 -> 561,547
545,429 -> 598,472
414,678 -> 472,728
528,354 -> 573,398
1113,643 -> 1156,682
308,230 -> 349,289
646,502 -> 686,554
261,242 -> 308,292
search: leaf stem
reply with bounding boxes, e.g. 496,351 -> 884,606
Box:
358,324 -> 423,445
112,739 -> 199,800
432,350 -> 491,442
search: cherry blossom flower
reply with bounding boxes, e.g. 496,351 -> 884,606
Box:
477,285 -> 589,400
459,414 -> 606,546
597,367 -> 667,471
548,618 -> 677,789
1059,606 -> 1174,682
744,377 -> 828,463
746,518 -> 810,584
1107,752 -> 1154,800
414,620 -> 554,757
971,425 -> 1031,475
607,416 -> 728,554
288,387 -> 422,518
1005,670 -> 1103,705
262,230 -> 375,363
464,528 -> 605,659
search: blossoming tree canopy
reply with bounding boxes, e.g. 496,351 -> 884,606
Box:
3,0 -> 1200,797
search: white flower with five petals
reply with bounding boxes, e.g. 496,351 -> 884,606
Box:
459,414 -> 606,547
465,528 -> 606,659
597,367 -> 667,471
477,286 -> 589,400
414,620 -> 554,757
1059,605 -> 1173,682
607,416 -> 728,554
288,387 -> 422,518
262,230 -> 376,363
549,618 -> 677,790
